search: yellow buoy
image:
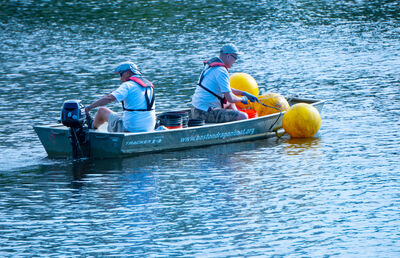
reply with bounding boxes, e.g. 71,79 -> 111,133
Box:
253,92 -> 290,117
282,103 -> 321,138
230,73 -> 259,110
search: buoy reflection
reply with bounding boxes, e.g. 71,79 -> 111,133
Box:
283,137 -> 321,155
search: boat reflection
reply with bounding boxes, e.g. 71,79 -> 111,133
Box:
69,138 -> 281,181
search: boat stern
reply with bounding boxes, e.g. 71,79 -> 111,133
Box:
34,124 -> 72,158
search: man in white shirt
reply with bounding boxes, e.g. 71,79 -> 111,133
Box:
85,61 -> 156,133
191,44 -> 258,123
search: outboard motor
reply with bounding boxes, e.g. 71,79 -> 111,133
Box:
61,100 -> 86,128
61,100 -> 90,159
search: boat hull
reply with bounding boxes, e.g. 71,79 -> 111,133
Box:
34,97 -> 325,159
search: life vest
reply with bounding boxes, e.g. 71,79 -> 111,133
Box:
121,76 -> 155,111
203,57 -> 228,69
197,57 -> 228,108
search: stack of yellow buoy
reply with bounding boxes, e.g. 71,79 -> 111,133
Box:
229,73 -> 259,110
229,72 -> 321,138
229,73 -> 289,116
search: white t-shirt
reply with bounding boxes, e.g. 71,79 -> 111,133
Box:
191,60 -> 231,111
111,80 -> 156,132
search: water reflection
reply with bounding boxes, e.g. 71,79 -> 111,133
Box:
71,160 -> 92,189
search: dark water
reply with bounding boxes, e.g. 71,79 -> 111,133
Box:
1,0 -> 399,256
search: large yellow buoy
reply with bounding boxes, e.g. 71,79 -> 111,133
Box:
253,92 -> 290,117
282,103 -> 321,138
230,73 -> 259,110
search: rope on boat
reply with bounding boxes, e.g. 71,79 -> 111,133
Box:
256,102 -> 283,132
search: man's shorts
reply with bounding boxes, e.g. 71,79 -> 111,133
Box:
191,107 -> 240,123
107,112 -> 126,132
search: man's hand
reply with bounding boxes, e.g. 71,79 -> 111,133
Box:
243,92 -> 259,103
241,96 -> 249,105
84,106 -> 91,114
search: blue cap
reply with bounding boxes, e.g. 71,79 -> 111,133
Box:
114,61 -> 141,75
220,44 -> 240,55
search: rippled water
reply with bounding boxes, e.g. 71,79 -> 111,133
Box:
0,0 -> 399,256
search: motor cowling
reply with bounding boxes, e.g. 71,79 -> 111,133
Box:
61,100 -> 86,128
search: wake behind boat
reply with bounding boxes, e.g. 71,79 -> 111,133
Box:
33,97 -> 325,159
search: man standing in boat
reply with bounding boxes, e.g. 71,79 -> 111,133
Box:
84,61 -> 156,132
191,44 -> 258,123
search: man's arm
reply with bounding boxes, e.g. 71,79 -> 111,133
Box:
217,69 -> 249,104
85,94 -> 116,113
231,88 -> 245,96
230,88 -> 259,103
223,91 -> 246,103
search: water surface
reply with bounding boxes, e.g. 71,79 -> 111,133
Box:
0,0 -> 399,256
